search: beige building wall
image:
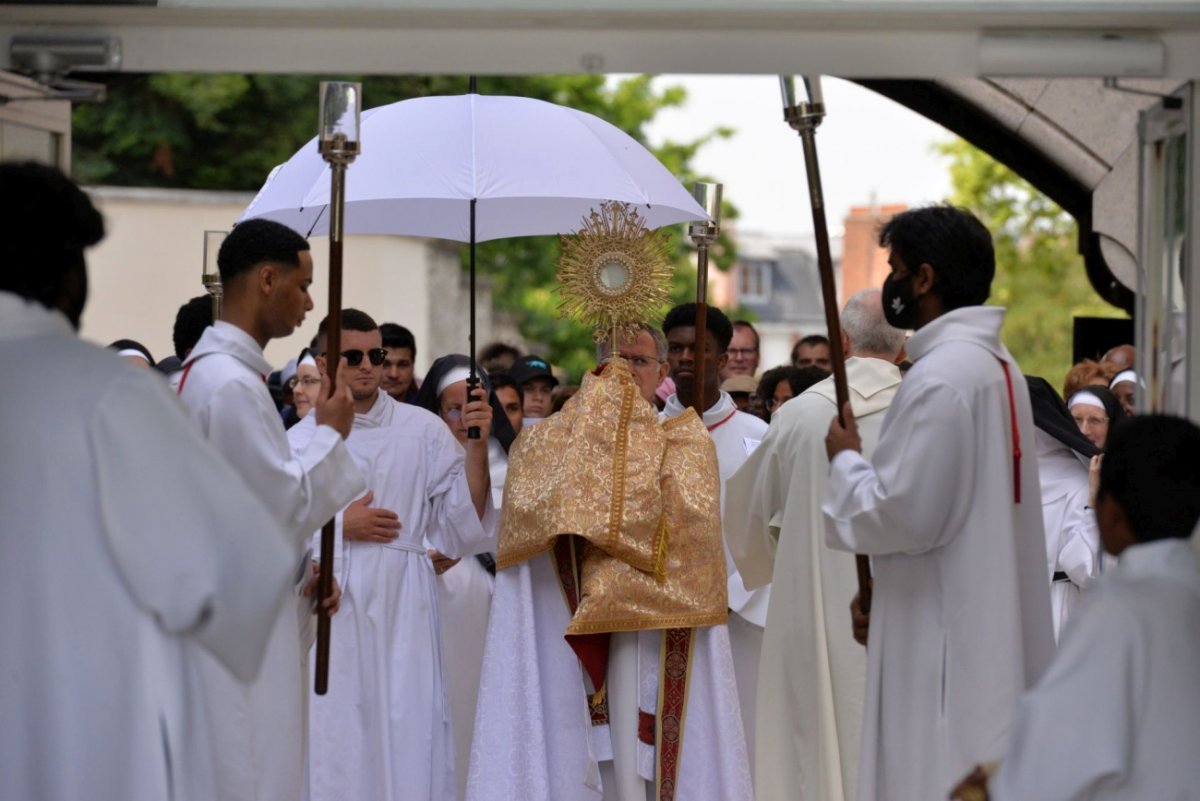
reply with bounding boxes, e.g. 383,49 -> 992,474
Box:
78,186 -> 515,374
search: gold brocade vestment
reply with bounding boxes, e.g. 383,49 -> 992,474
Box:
497,357 -> 727,632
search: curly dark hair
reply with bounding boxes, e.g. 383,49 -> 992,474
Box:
878,205 -> 994,310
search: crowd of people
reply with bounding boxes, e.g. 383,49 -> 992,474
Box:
5,160 -> 1200,801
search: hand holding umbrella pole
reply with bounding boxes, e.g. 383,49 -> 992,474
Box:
780,75 -> 873,614
314,80 -> 361,695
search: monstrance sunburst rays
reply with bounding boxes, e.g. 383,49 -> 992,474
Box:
557,202 -> 674,347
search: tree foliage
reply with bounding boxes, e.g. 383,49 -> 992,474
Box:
935,138 -> 1125,386
72,73 -> 735,380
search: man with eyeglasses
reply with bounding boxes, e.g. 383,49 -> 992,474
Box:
290,310 -> 496,801
722,319 -> 761,381
177,218 -> 365,801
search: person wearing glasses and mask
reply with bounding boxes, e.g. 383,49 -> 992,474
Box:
289,314 -> 498,801
177,219 -> 364,801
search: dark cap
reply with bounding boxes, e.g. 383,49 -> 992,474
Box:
508,354 -> 558,388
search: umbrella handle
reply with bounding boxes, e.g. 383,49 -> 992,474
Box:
467,375 -> 481,440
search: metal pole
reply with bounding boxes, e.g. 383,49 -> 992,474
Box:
689,183 -> 722,415
782,75 -> 872,613
314,156 -> 346,696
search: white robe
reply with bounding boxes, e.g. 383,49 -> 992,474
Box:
822,307 -> 1055,801
661,391 -> 766,767
992,538 -> 1200,801
178,321 -> 365,801
1033,429 -> 1102,641
467,554 -> 752,801
289,390 -> 496,801
724,357 -> 902,801
438,436 -> 505,798
0,293 -> 295,801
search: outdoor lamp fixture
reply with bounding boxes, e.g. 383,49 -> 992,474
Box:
201,230 -> 226,323
780,73 -> 871,612
687,182 -> 722,415
315,80 -> 361,697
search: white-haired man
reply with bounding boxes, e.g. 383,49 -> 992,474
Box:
724,289 -> 905,801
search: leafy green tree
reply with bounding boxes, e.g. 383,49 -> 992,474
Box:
936,138 -> 1125,386
72,73 -> 735,380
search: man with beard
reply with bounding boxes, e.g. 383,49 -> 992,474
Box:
289,311 -> 496,801
823,206 -> 1054,801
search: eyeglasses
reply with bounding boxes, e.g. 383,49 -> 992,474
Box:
296,376 -> 322,389
341,348 -> 387,367
1072,414 -> 1109,429
727,347 -> 758,357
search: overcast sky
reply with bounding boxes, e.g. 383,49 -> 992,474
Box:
638,74 -> 957,239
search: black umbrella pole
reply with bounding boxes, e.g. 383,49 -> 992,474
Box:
315,160 -> 347,696
467,198 -> 481,440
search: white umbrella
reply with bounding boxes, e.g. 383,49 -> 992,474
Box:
240,90 -> 706,438
240,93 -> 707,241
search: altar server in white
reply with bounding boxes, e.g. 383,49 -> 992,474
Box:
954,415 -> 1200,801
291,313 -> 497,801
178,218 -> 364,801
660,302 -> 767,767
823,206 -> 1054,801
0,162 -> 296,801
724,288 -> 904,801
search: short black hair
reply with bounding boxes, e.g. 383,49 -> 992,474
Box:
218,218 -> 310,284
379,322 -> 416,357
490,371 -> 524,402
662,302 -> 734,352
317,308 -> 378,336
1098,415 -> 1200,542
173,295 -> 214,359
0,161 -> 103,311
878,205 -> 994,310
791,334 -> 830,364
732,320 -> 759,349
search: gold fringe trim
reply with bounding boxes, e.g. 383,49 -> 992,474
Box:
564,610 -> 727,635
653,518 -> 669,584
590,683 -> 607,709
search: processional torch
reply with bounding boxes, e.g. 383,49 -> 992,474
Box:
688,182 -> 722,415
201,230 -> 227,323
314,80 -> 362,695
780,75 -> 873,614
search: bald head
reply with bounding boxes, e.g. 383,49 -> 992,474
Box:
841,289 -> 905,359
1102,344 -> 1135,372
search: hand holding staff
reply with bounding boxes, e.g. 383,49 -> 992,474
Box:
781,75 -> 873,614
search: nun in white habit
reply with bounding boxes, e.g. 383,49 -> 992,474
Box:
1028,377 -> 1103,640
417,354 -> 517,799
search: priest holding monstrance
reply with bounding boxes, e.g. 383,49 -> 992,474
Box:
467,203 -> 752,801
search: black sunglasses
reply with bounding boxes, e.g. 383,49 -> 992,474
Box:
341,348 -> 387,367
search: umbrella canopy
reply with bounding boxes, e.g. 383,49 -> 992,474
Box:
240,93 -> 707,240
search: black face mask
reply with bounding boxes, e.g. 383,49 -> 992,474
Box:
882,271 -> 919,330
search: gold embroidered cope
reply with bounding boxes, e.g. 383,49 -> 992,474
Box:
497,357 -> 727,632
